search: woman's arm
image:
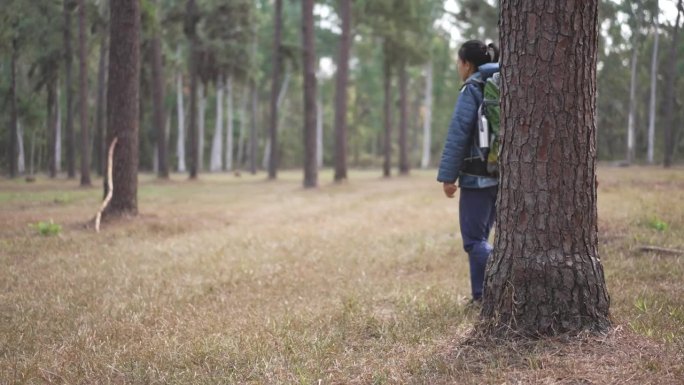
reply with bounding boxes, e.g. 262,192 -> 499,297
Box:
437,84 -> 481,184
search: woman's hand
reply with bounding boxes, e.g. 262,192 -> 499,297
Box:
443,182 -> 458,198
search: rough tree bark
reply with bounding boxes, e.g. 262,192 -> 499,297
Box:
152,31 -> 168,178
481,0 -> 611,337
334,0 -> 351,182
78,0 -> 91,186
664,0 -> 682,168
268,0 -> 283,179
302,0 -> 318,188
103,0 -> 140,217
382,55 -> 392,178
398,62 -> 409,175
64,0 -> 76,179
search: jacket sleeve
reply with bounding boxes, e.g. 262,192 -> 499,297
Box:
437,84 -> 481,183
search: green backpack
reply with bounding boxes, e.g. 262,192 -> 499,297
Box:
476,72 -> 501,177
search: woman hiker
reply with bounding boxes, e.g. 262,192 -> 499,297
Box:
437,40 -> 500,305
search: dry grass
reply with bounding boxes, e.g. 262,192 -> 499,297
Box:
0,166 -> 683,384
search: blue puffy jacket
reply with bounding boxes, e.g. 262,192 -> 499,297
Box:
437,63 -> 499,189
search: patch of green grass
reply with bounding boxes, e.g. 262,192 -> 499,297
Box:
30,220 -> 62,236
646,218 -> 669,232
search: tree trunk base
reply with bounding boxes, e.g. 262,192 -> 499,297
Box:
481,252 -> 611,338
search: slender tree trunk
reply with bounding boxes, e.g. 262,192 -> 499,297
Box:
398,62 -> 409,175
103,0 -> 140,217
56,86 -> 62,173
382,55 -> 393,178
210,77 -> 224,172
648,12 -> 659,164
237,84 -> 248,169
151,33 -> 168,178
64,0 -> 76,179
249,80 -> 258,175
482,0 -> 610,337
664,0 -> 682,168
268,0 -> 283,179
189,64 -> 198,178
334,0 -> 351,182
225,75 -> 234,171
317,98 -> 324,169
302,0 -> 318,188
198,82 -> 206,172
627,45 -> 638,164
176,72 -> 186,172
186,0 -> 199,179
48,78 -> 58,178
95,24 -> 109,176
17,121 -> 25,175
78,0 -> 91,186
8,38 -> 18,178
421,60 -> 433,169
263,72 -> 290,170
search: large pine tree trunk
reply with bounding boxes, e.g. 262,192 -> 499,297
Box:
210,77 -> 224,172
398,62 -> 409,175
626,46 -> 638,164
225,75 -> 234,171
176,72 -> 186,172
664,1 -> 682,168
482,0 -> 611,337
647,13 -> 659,164
382,55 -> 392,178
302,0 -> 318,188
334,0 -> 351,182
152,33 -> 168,178
78,0 -> 91,186
103,0 -> 140,217
64,0 -> 76,179
421,60 -> 433,169
8,38 -> 18,178
268,0 -> 283,179
94,23 -> 108,176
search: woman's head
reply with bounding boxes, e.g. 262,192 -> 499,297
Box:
457,40 -> 499,81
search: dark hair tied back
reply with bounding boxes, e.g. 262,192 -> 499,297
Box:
458,40 -> 499,67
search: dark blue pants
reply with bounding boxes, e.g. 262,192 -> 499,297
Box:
459,186 -> 497,300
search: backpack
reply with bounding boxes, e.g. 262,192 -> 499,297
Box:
473,72 -> 501,177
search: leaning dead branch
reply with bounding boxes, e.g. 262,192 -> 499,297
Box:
95,137 -> 118,232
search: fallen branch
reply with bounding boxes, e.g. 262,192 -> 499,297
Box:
95,137 -> 118,233
638,245 -> 684,256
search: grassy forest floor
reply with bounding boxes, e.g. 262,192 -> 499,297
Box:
1,166 -> 683,384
